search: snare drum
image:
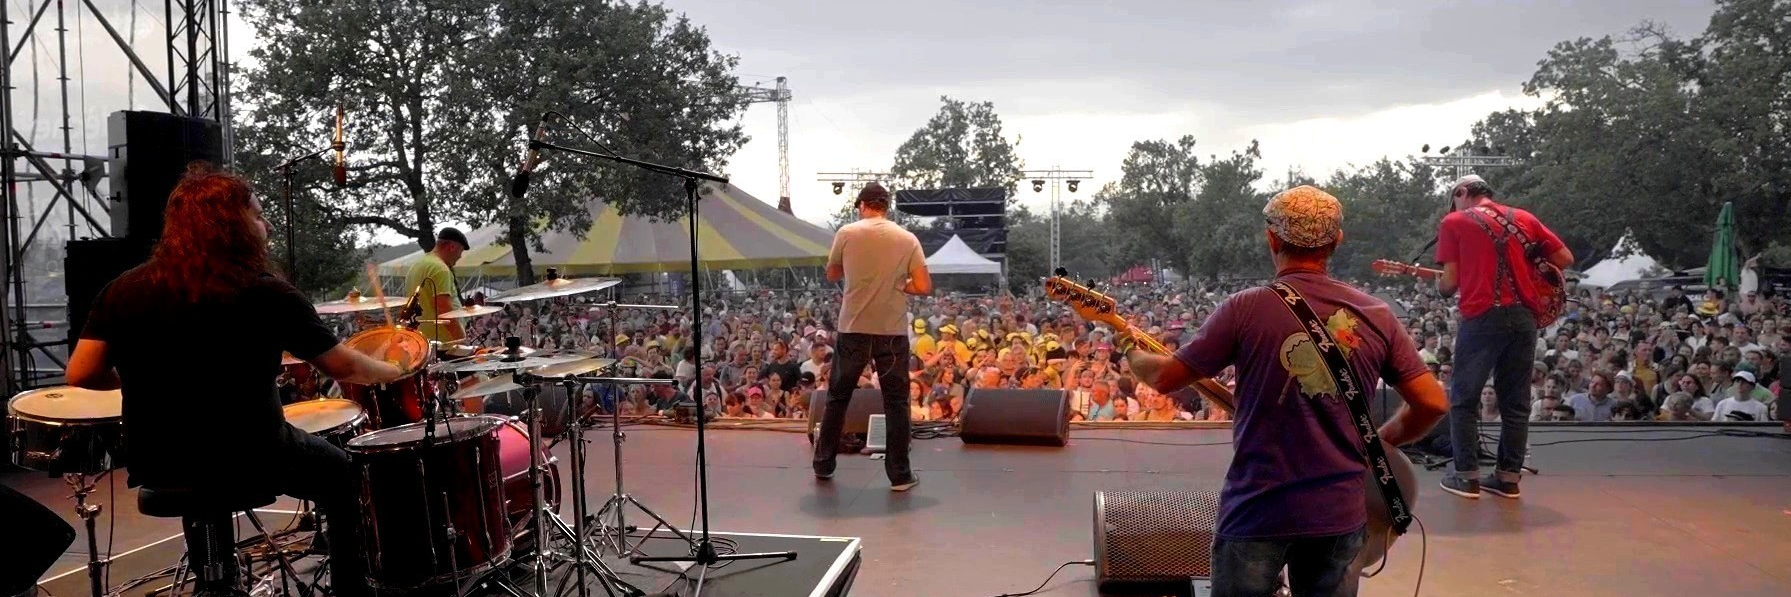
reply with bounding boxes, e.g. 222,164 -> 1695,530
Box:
338,327 -> 434,428
7,386 -> 126,475
347,415 -> 510,591
282,399 -> 367,447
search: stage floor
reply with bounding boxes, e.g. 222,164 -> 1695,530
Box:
13,424 -> 1791,597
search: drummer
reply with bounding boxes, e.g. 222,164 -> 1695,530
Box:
404,227 -> 471,342
64,165 -> 409,597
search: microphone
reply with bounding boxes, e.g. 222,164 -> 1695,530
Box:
332,103 -> 348,187
509,113 -> 555,199
401,283 -> 424,324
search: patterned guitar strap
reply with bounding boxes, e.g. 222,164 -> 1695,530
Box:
1464,207 -> 1520,308
1269,282 -> 1414,535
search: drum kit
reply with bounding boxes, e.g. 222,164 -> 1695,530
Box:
4,269 -> 726,597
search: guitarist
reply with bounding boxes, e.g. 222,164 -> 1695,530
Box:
1126,186 -> 1447,597
1434,175 -> 1573,500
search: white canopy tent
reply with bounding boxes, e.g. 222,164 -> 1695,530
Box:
1580,233 -> 1665,288
925,235 -> 1002,275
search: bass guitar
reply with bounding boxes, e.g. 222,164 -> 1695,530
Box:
1043,272 -> 1417,580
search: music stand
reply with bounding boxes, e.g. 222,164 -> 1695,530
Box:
527,139 -> 796,596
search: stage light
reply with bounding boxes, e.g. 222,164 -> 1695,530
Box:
1421,144 -> 1431,153
831,182 -> 844,195
1066,179 -> 1080,192
1032,179 -> 1045,193
1438,146 -> 1451,154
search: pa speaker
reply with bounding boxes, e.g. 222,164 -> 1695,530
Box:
64,238 -> 152,344
807,388 -> 887,450
1094,490 -> 1218,592
108,110 -> 224,240
958,388 -> 1069,447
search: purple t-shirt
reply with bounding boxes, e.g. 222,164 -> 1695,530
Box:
1174,272 -> 1429,540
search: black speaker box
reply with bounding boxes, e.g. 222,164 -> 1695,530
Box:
806,388 -> 887,445
64,238 -> 152,344
958,388 -> 1070,447
108,110 -> 225,240
1094,490 -> 1219,593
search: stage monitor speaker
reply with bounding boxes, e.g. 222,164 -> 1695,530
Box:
806,389 -> 888,450
64,238 -> 152,344
958,388 -> 1069,447
108,110 -> 225,240
1094,490 -> 1218,592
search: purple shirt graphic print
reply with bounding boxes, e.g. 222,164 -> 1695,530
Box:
1173,272 -> 1430,540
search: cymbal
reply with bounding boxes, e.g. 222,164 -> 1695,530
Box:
436,350 -> 595,374
489,277 -> 620,303
435,343 -> 538,360
451,378 -> 524,401
282,352 -> 304,366
534,358 -> 617,378
425,304 -> 505,320
314,295 -> 405,314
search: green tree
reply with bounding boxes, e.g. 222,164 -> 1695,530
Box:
890,97 -> 1024,196
1183,141 -> 1269,281
1005,199 -> 1114,291
1324,158 -> 1446,279
1102,136 -> 1201,274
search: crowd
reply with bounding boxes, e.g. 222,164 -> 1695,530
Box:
402,275 -> 1785,427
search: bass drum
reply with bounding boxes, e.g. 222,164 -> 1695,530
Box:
347,416 -> 509,592
338,327 -> 434,428
478,383 -> 575,440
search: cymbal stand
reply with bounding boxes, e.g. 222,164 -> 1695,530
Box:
588,301 -> 688,558
510,366 -> 642,597
64,473 -> 107,597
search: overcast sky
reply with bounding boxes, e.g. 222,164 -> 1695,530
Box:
673,0 -> 1717,224
7,0 -> 1718,240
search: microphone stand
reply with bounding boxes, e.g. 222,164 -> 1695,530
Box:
526,139 -> 796,596
274,147 -> 330,278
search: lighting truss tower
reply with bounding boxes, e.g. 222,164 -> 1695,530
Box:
1022,168 -> 1091,276
1420,145 -> 1521,179
736,77 -> 792,211
816,170 -> 894,198
0,0 -> 231,394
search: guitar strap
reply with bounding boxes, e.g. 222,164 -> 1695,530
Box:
1464,207 -> 1521,307
1268,281 -> 1414,535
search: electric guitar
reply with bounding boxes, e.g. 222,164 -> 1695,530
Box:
1371,259 -> 1443,280
1043,272 -> 1417,580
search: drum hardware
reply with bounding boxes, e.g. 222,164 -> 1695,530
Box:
7,387 -> 127,597
580,301 -> 690,559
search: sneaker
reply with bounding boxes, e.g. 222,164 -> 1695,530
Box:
890,476 -> 919,492
814,470 -> 833,480
1480,474 -> 1520,499
1439,475 -> 1480,499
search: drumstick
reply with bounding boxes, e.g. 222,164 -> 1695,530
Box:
363,262 -> 403,368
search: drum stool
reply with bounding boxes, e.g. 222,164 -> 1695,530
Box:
136,487 -> 308,597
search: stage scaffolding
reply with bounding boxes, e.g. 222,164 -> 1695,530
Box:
0,0 -> 230,394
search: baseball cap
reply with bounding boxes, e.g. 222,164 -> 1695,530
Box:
437,227 -> 472,250
1732,370 -> 1756,384
799,371 -> 816,384
1262,185 -> 1342,248
1450,174 -> 1490,196
913,319 -> 927,332
746,385 -> 764,397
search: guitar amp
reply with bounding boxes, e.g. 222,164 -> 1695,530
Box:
1094,490 -> 1219,592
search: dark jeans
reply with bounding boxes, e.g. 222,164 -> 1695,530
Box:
1212,527 -> 1366,597
274,424 -> 369,597
812,333 -> 914,484
1448,306 -> 1536,482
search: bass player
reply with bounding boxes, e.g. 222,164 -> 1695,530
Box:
1127,186 -> 1446,597
1434,174 -> 1572,500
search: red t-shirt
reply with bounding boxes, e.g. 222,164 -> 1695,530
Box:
1435,201 -> 1566,320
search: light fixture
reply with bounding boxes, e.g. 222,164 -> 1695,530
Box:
1421,144 -> 1431,153
1066,179 -> 1080,192
1032,179 -> 1045,193
1438,146 -> 1451,154
831,182 -> 844,195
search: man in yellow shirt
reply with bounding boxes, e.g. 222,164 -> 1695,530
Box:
403,228 -> 469,342
911,319 -> 937,359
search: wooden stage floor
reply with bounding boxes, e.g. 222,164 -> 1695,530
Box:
11,424 -> 1791,597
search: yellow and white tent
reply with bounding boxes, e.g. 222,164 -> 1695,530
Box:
377,183 -> 833,277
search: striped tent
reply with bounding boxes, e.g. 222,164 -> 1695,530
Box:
377,183 -> 833,276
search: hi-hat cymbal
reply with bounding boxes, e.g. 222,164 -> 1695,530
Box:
534,358 -> 617,378
425,304 -> 505,320
314,295 -> 406,314
489,277 -> 621,303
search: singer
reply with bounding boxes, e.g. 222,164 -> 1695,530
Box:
64,164 -> 408,597
812,182 -> 930,491
405,227 -> 472,342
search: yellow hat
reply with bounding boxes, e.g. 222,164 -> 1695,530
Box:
616,334 -> 631,346
646,340 -> 661,349
913,319 -> 927,331
940,324 -> 959,336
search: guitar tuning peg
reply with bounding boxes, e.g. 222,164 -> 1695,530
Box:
1053,267 -> 1069,277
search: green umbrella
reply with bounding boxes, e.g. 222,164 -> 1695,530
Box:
1703,201 -> 1741,290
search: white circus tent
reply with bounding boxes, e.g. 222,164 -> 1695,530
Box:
925,235 -> 1002,275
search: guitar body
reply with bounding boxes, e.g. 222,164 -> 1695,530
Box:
1044,273 -> 1416,581
1529,260 -> 1567,328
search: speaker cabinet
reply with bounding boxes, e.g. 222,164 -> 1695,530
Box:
108,111 -> 225,240
1094,490 -> 1219,591
957,388 -> 1070,446
806,388 -> 889,449
64,238 -> 152,344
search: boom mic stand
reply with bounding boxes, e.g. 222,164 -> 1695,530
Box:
273,147 -> 331,279
527,139 -> 796,596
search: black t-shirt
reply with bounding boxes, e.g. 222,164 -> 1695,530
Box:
761,358 -> 802,393
81,269 -> 338,491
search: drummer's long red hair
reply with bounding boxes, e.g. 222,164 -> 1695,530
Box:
145,163 -> 274,301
